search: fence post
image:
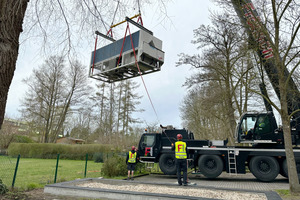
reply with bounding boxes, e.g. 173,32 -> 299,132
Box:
54,154 -> 60,183
84,153 -> 88,178
12,154 -> 20,188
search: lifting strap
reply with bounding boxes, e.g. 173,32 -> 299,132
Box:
125,22 -> 160,122
116,24 -> 129,68
91,35 -> 98,74
137,13 -> 143,26
92,13 -> 142,74
91,14 -> 161,125
106,0 -> 120,38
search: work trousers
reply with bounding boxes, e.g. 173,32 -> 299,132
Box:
176,159 -> 187,185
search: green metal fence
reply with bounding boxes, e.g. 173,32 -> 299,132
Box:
0,152 -> 160,191
0,153 -> 113,189
0,155 -> 17,187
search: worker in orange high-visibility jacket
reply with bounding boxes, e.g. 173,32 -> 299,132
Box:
172,134 -> 188,186
126,146 -> 138,180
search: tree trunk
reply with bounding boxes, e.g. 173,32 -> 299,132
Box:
0,0 -> 29,129
279,70 -> 300,192
116,83 -> 123,132
281,100 -> 300,192
224,69 -> 236,144
109,83 -> 114,135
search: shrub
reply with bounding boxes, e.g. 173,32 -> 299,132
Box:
0,179 -> 8,195
135,162 -> 145,173
101,155 -> 127,177
93,152 -> 105,163
13,135 -> 35,143
26,183 -> 42,190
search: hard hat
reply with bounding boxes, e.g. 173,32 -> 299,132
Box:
131,146 -> 135,150
177,134 -> 183,140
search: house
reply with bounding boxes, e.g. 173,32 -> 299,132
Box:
56,137 -> 85,144
3,118 -> 29,135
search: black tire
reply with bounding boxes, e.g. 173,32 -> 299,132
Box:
198,155 -> 223,178
281,159 -> 288,178
249,156 -> 279,182
159,154 -> 176,175
281,158 -> 300,179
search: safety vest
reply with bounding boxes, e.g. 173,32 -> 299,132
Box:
128,151 -> 137,163
175,141 -> 187,159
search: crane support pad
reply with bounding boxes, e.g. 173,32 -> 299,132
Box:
89,30 -> 164,83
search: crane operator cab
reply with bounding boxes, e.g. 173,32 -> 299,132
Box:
137,128 -> 194,163
236,112 -> 284,145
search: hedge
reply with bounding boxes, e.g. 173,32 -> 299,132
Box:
8,143 -> 115,160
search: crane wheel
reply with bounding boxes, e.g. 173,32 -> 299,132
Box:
281,158 -> 300,180
198,155 -> 223,178
159,154 -> 176,175
249,156 -> 279,182
281,159 -> 288,178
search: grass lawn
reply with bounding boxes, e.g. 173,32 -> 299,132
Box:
0,156 -> 102,190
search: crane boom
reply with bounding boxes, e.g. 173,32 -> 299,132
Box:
231,0 -> 300,128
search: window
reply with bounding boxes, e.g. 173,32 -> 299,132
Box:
142,135 -> 155,146
256,116 -> 271,135
241,116 -> 257,133
239,116 -> 257,140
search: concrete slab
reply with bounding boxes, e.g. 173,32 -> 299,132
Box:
44,177 -> 281,200
135,173 -> 289,191
44,178 -> 214,200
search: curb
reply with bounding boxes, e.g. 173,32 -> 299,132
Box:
44,178 -> 282,200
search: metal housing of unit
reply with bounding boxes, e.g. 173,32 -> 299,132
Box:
89,30 -> 164,83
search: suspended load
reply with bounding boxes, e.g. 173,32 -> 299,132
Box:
89,20 -> 165,83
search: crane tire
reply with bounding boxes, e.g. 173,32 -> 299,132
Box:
280,159 -> 288,178
198,155 -> 223,178
281,158 -> 300,179
159,154 -> 176,175
249,156 -> 279,182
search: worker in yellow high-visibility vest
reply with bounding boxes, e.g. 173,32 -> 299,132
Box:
172,134 -> 188,186
126,146 -> 137,180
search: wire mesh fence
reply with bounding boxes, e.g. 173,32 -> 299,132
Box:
0,155 -> 17,187
0,152 -> 127,190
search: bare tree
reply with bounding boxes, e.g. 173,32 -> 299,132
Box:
49,59 -> 92,142
67,105 -> 94,143
20,56 -> 90,143
230,0 -> 300,192
120,80 -> 143,135
91,82 -> 113,143
91,79 -> 143,146
180,86 -> 226,140
0,0 -> 169,130
0,119 -> 19,149
177,12 -> 254,144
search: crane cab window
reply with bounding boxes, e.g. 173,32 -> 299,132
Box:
240,116 -> 257,140
255,116 -> 271,135
141,134 -> 155,147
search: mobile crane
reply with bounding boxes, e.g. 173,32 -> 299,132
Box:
137,0 -> 300,182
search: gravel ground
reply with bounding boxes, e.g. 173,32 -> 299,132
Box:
79,182 -> 267,200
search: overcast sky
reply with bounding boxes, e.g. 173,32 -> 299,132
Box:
5,0 -> 218,129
